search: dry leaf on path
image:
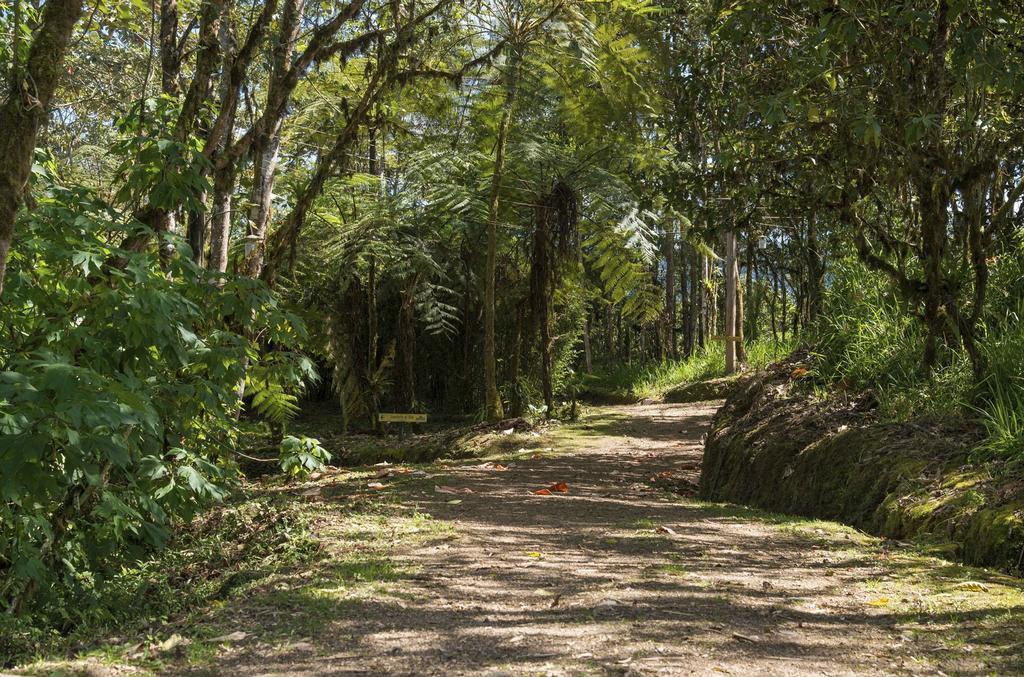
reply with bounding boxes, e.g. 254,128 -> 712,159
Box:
435,485 -> 474,494
533,482 -> 569,495
656,525 -> 678,536
211,631 -> 248,643
367,482 -> 386,490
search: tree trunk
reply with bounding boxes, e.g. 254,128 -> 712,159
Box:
206,8 -> 236,275
583,308 -> 593,374
367,256 -> 379,429
724,231 -> 738,374
507,299 -> 525,418
243,0 -> 304,279
483,66 -> 518,421
744,237 -> 755,342
681,243 -> 693,357
664,224 -> 677,360
695,252 -> 706,350
806,211 -> 823,324
187,195 -> 207,267
539,291 -> 554,417
393,276 -> 418,411
736,249 -> 747,364
605,301 -> 614,361
208,162 -> 235,274
243,129 -> 283,278
0,0 -> 85,298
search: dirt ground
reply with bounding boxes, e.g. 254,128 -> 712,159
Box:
22,402 -> 1024,676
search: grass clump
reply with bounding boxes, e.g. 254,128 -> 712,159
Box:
582,338 -> 790,402
811,258 -> 1024,463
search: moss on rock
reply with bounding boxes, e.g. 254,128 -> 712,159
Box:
663,376 -> 746,403
700,356 -> 1024,574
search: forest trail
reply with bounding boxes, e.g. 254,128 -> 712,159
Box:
144,402 -> 1021,676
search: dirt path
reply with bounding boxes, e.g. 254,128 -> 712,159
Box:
140,401 -> 1016,677
23,401 -> 1015,677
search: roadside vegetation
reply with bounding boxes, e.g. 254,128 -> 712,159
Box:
1,0 -> 1023,670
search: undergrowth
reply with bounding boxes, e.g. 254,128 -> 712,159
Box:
0,492 -> 320,667
811,257 -> 1024,464
582,338 -> 792,402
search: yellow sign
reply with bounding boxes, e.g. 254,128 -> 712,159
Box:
378,413 -> 428,423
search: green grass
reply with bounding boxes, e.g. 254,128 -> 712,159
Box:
5,465 -> 458,673
811,259 -> 1024,464
581,338 -> 793,402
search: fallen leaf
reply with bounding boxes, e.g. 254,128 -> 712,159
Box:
532,488 -> 552,495
526,551 -> 544,558
435,485 -> 473,494
550,482 -> 569,493
656,525 -> 678,536
367,482 -> 386,490
867,598 -> 890,607
211,631 -> 248,643
446,499 -> 462,505
157,634 -> 191,653
501,427 -> 514,435
954,581 -> 989,593
732,632 -> 758,643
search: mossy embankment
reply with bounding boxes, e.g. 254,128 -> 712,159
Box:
700,354 -> 1024,574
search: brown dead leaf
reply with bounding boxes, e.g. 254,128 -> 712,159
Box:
533,482 -> 569,495
656,525 -> 678,536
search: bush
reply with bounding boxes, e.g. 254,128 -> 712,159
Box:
0,170 -> 310,618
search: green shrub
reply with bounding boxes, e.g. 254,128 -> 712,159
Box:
0,165 -> 311,618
